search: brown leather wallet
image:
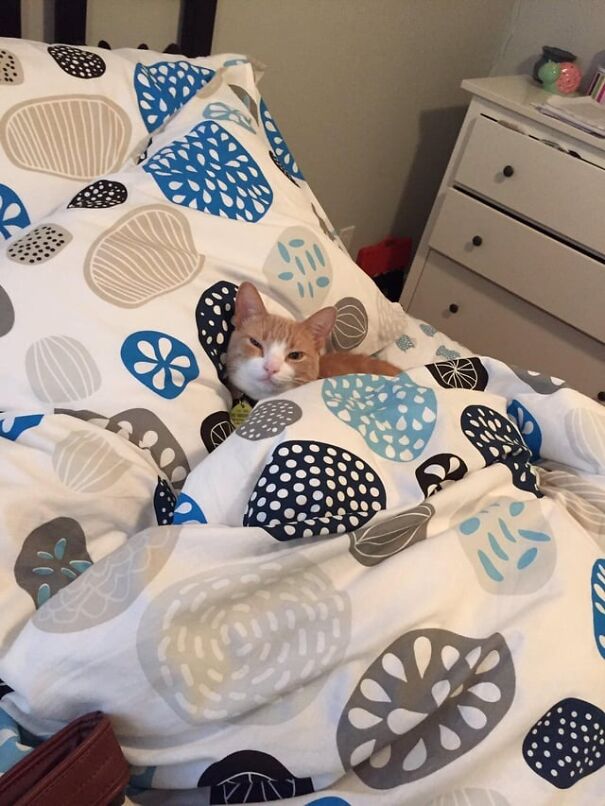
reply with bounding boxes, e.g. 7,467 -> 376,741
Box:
0,711 -> 129,806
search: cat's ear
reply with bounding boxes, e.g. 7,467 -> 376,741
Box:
234,282 -> 266,325
304,306 -> 337,347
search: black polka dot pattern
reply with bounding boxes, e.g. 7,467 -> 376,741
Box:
0,49 -> 22,84
461,405 -> 541,496
7,224 -> 72,265
200,410 -> 234,453
426,357 -> 488,390
244,440 -> 386,540
48,45 -> 106,79
68,180 -> 128,209
195,281 -> 238,383
415,453 -> 468,498
522,698 -> 605,789
154,477 -> 176,526
237,399 -> 302,441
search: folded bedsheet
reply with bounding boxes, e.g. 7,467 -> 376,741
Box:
0,356 -> 603,805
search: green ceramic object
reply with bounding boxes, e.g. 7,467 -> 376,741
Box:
537,60 -> 560,92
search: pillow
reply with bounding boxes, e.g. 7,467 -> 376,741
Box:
0,62 -> 407,496
0,38 -> 254,239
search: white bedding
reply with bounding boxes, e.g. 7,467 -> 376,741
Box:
0,358 -> 603,805
0,37 -> 603,806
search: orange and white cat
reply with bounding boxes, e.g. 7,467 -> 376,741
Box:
226,282 -> 401,400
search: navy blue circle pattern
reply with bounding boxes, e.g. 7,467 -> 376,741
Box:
68,180 -> 128,209
154,477 -> 176,526
195,281 -> 238,383
48,45 -> 106,79
522,697 -> 604,789
244,441 -> 386,540
461,405 -> 541,496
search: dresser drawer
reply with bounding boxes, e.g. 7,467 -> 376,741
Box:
454,115 -> 605,258
429,189 -> 605,343
407,250 -> 605,404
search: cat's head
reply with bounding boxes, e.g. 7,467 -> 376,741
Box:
226,282 -> 336,400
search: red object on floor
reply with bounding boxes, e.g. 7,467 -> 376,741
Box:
356,236 -> 412,278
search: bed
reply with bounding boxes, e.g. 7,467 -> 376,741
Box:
0,3 -> 604,804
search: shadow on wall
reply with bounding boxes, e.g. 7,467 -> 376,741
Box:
391,105 -> 466,261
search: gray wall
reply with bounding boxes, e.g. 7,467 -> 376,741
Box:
492,0 -> 605,90
213,0 -> 514,255
19,1 -> 603,256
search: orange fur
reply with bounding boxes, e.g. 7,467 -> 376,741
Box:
226,282 -> 401,399
319,352 -> 401,379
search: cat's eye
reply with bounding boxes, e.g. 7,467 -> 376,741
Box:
249,337 -> 262,350
288,351 -> 304,360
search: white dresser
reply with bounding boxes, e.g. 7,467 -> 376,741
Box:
401,75 -> 605,404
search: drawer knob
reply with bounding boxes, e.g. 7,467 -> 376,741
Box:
598,391 -> 605,402
472,235 -> 483,247
503,164 -> 515,177
448,303 -> 459,314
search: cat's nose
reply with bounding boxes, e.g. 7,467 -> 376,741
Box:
263,358 -> 281,376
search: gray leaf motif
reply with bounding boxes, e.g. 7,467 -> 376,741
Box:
33,527 -> 179,633
337,628 -> 515,789
349,504 -> 434,567
15,517 -> 92,609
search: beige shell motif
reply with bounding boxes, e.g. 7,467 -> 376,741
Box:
53,430 -> 130,493
25,335 -> 101,403
84,205 -> 204,307
0,95 -> 131,179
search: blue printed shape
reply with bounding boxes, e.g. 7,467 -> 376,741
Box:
322,373 -> 437,462
173,492 -> 207,525
203,101 -> 255,132
396,334 -> 416,352
0,183 -> 30,240
263,226 -> 332,314
458,499 -> 555,594
0,413 -> 43,441
134,60 -> 215,132
306,800 -> 351,806
507,400 -> 542,461
592,559 -> 605,659
420,323 -> 436,337
144,121 -> 273,222
121,331 -> 199,399
260,99 -> 304,180
461,405 -> 541,496
523,697 -> 605,788
223,57 -> 249,67
0,709 -> 33,773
